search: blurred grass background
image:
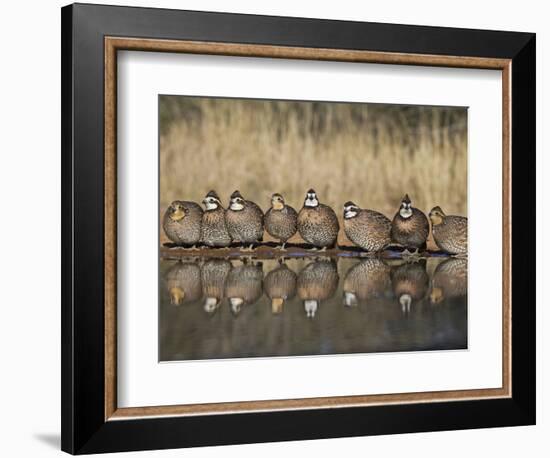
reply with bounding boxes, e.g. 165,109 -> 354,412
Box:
160,95 -> 467,224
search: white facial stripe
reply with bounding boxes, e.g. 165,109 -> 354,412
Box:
344,292 -> 357,307
344,209 -> 358,219
305,197 -> 319,207
230,200 -> 245,211
400,207 -> 413,219
230,298 -> 244,314
204,199 -> 218,210
304,300 -> 318,318
204,297 -> 219,313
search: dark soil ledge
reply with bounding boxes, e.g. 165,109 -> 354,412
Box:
160,241 -> 453,260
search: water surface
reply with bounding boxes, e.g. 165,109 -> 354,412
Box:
159,256 -> 467,361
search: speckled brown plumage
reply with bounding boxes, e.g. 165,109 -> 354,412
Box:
430,258 -> 468,303
391,194 -> 429,249
429,206 -> 468,255
297,259 -> 339,317
343,259 -> 392,306
343,202 -> 391,252
162,200 -> 203,245
225,262 -> 264,314
263,263 -> 297,313
225,191 -> 264,245
264,194 -> 298,247
164,261 -> 202,305
200,191 -> 231,247
391,260 -> 429,312
297,189 -> 339,248
201,259 -> 231,313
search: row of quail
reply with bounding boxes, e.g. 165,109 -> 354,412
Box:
164,189 -> 340,250
164,257 -> 466,317
164,190 -> 467,255
345,194 -> 467,254
164,258 -> 338,318
342,193 -> 467,254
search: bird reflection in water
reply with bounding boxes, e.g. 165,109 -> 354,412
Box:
164,260 -> 202,305
430,258 -> 468,304
343,258 -> 392,307
225,261 -> 264,315
297,259 -> 339,318
391,260 -> 429,314
263,262 -> 297,314
200,259 -> 231,314
160,256 -> 467,361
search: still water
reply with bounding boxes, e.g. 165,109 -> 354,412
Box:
159,256 -> 467,361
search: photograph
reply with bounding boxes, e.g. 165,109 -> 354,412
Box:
51,1 -> 539,453
158,95 -> 468,361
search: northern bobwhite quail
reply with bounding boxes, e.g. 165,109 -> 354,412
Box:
225,190 -> 264,250
297,189 -> 340,250
343,201 -> 391,252
264,193 -> 298,250
200,190 -> 232,248
429,206 -> 468,255
163,200 -> 203,246
391,194 -> 429,252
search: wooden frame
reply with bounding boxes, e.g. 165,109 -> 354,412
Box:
62,3 -> 535,454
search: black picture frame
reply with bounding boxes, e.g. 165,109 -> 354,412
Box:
61,3 -> 535,454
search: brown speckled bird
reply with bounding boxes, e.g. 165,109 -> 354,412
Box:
225,262 -> 264,315
225,190 -> 264,250
200,191 -> 232,248
297,189 -> 340,250
430,258 -> 468,304
163,200 -> 203,246
164,261 -> 202,305
297,259 -> 339,318
391,260 -> 429,313
429,206 -> 468,255
264,193 -> 298,250
201,259 -> 232,314
263,262 -> 297,314
391,194 -> 429,252
343,201 -> 391,252
343,259 -> 392,306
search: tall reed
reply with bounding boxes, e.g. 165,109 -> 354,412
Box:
160,96 -> 467,220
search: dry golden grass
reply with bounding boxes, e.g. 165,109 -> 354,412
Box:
160,97 -> 467,223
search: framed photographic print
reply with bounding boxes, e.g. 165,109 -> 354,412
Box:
61,3 -> 536,454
